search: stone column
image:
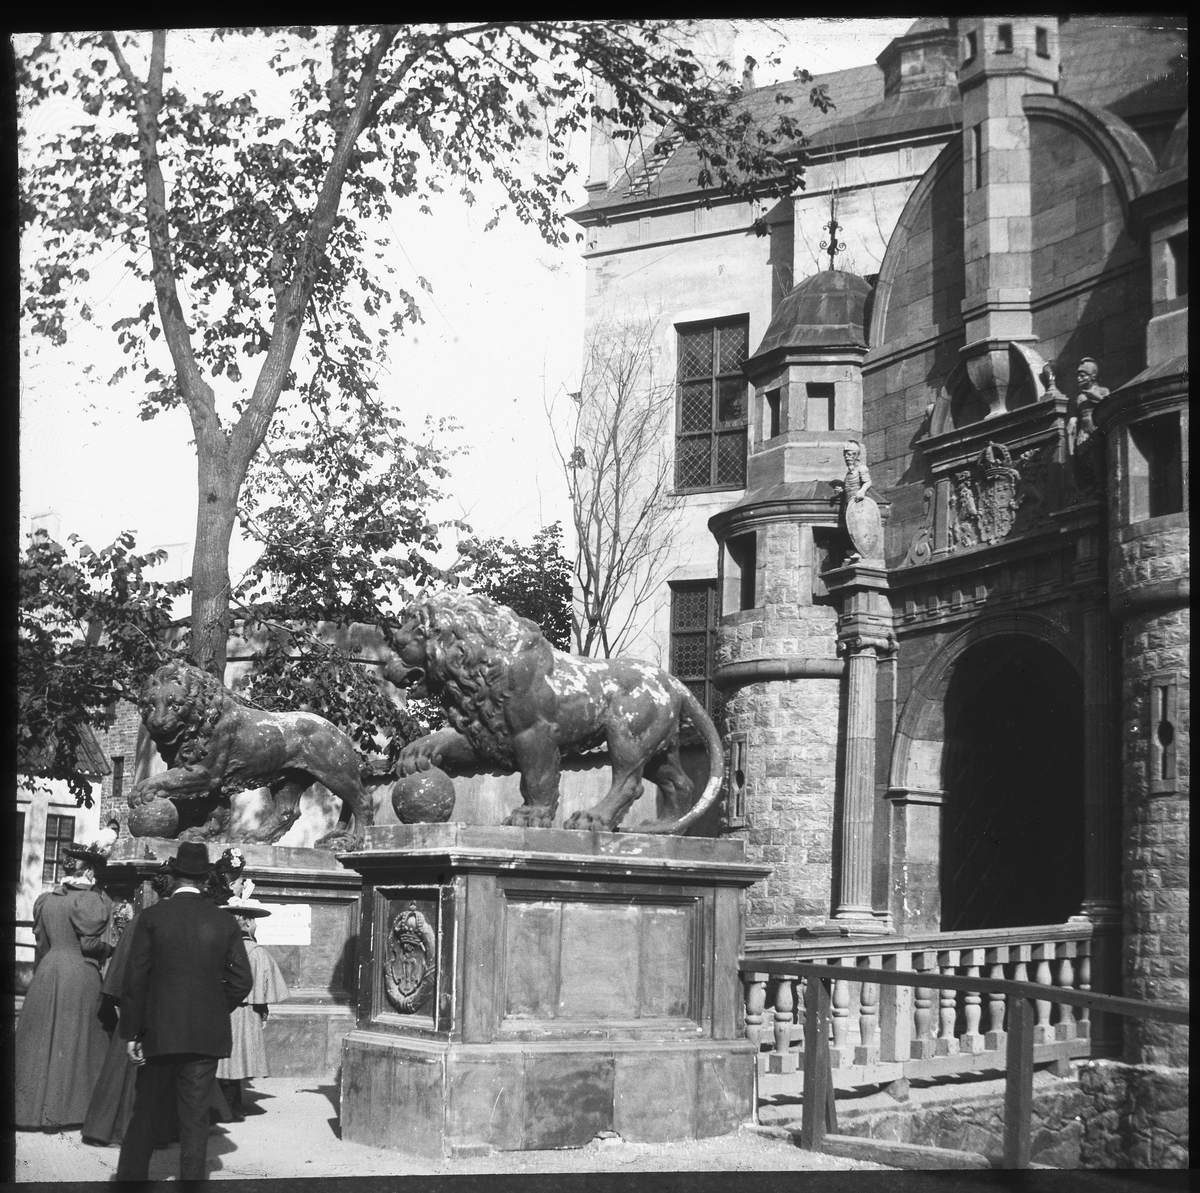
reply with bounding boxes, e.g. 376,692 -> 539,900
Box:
825,562 -> 895,928
837,642 -> 881,920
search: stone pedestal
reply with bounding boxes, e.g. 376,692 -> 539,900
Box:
337,824 -> 770,1156
103,838 -> 360,1080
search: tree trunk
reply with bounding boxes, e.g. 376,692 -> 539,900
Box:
189,432 -> 243,679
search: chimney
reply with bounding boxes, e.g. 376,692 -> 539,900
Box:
585,77 -> 622,195
742,55 -> 757,92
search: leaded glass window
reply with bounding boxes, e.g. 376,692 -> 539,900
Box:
669,580 -> 722,722
42,814 -> 75,886
675,318 -> 749,491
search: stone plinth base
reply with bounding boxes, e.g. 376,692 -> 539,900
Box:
337,824 -> 771,1155
103,838 -> 360,1081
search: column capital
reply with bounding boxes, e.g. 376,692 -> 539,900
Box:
838,632 -> 897,658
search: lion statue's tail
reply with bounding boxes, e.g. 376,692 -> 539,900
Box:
636,680 -> 725,835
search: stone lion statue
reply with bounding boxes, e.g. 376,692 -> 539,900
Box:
126,661 -> 374,850
383,591 -> 724,833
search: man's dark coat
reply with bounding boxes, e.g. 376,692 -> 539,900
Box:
119,893 -> 253,1057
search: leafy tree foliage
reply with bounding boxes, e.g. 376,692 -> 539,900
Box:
18,531 -> 188,804
468,522 -> 573,649
231,396 -> 461,764
18,24 -> 831,676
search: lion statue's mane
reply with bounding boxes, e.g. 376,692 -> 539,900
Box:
386,591 -> 725,834
127,660 -> 373,850
404,596 -> 547,767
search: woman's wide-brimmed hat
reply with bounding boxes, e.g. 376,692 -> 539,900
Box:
63,831 -> 115,867
219,896 -> 272,919
167,841 -> 212,877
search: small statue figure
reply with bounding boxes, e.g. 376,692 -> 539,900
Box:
1067,357 -> 1107,488
829,440 -> 884,564
950,470 -> 979,549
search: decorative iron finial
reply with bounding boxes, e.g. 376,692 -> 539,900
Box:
820,217 -> 845,270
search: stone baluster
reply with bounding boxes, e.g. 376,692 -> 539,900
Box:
1012,944 -> 1031,987
1054,947 -> 1077,1041
767,977 -> 797,1074
935,950 -> 959,1055
744,972 -> 768,1059
959,947 -> 985,1053
1076,945 -> 1092,1040
984,945 -> 1009,1051
1032,944 -> 1055,1044
855,957 -> 881,1065
910,950 -> 937,1059
830,960 -> 851,1067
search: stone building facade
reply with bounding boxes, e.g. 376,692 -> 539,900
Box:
569,15 -> 1188,1066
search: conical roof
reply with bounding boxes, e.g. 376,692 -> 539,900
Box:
746,270 -> 872,368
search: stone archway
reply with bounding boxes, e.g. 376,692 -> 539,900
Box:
887,612 -> 1086,931
939,634 -> 1084,930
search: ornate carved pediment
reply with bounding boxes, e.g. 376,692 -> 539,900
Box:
903,368 -> 1094,565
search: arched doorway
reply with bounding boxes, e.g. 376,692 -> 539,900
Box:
940,635 -> 1084,931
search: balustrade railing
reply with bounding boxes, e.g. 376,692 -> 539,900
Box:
745,955 -> 1188,1168
740,923 -> 1094,1087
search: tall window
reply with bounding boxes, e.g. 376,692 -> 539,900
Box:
1128,413 -> 1183,520
675,318 -> 749,491
670,580 -> 720,719
806,382 -> 836,431
42,814 -> 75,885
111,756 -> 125,804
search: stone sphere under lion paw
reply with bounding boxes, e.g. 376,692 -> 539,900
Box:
391,767 -> 456,824
127,796 -> 180,839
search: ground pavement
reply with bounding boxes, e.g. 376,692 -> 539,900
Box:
11,1077 -> 890,1181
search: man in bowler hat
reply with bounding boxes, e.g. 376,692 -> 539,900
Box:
115,842 -> 253,1182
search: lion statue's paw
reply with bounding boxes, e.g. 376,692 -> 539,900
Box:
177,826 -> 226,843
503,805 -> 556,829
563,810 -> 613,832
315,831 -> 361,852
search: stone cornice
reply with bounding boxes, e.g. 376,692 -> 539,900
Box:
1094,365 -> 1190,432
713,656 -> 845,688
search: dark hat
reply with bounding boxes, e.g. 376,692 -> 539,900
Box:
167,841 -> 212,877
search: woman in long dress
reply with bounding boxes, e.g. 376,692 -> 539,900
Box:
215,890 -> 289,1118
13,843 -> 114,1129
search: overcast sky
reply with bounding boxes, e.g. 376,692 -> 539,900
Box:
18,19 -> 914,585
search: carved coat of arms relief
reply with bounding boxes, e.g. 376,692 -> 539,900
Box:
948,442 -> 1025,551
384,903 -> 437,1015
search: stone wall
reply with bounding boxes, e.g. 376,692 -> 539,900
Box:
1077,1060 -> 1189,1168
1120,602 -> 1190,1066
837,1062 -> 1188,1168
94,700 -> 143,832
1028,117 -> 1149,386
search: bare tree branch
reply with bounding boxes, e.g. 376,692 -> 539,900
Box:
546,317 -> 680,657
